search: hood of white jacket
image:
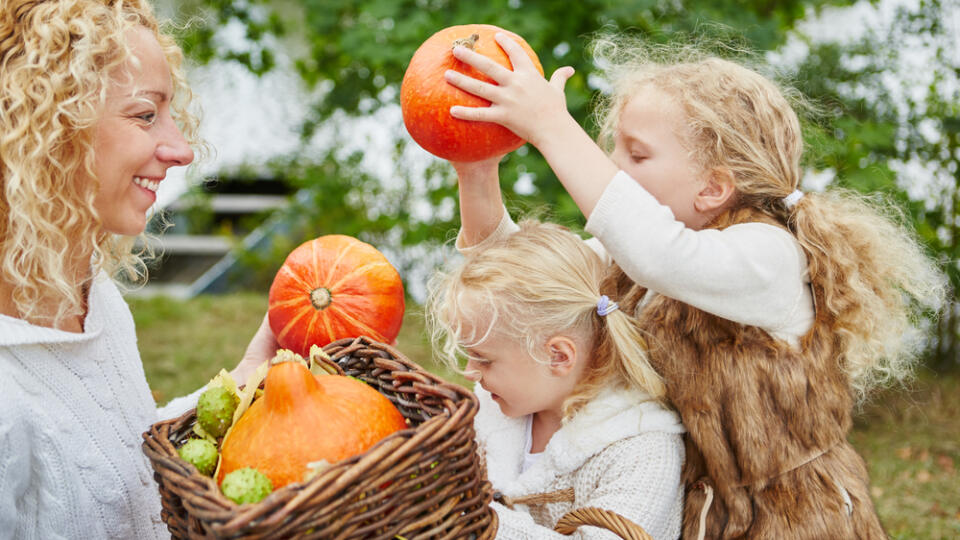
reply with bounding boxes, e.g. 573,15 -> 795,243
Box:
0,272 -> 111,347
474,384 -> 684,496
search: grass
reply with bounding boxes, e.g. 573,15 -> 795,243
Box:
130,292 -> 465,405
130,293 -> 959,538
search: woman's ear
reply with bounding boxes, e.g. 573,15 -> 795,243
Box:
545,336 -> 579,377
694,167 -> 737,214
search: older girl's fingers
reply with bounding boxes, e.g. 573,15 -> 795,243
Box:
444,69 -> 501,101
450,104 -> 498,123
549,66 -> 575,92
494,32 -> 537,72
452,45 -> 513,84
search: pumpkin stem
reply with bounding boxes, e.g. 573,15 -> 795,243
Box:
309,287 -> 332,310
452,33 -> 479,50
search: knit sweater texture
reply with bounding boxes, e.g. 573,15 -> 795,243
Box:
477,385 -> 686,539
0,272 -> 197,539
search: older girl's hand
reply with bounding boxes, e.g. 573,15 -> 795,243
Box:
444,32 -> 575,148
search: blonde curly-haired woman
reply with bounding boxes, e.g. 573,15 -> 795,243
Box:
0,1 -> 274,536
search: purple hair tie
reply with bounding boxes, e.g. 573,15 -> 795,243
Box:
597,295 -> 619,317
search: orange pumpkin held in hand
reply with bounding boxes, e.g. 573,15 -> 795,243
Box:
218,353 -> 408,489
400,24 -> 543,162
268,235 -> 404,357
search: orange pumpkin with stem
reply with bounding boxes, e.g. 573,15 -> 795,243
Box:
217,352 -> 408,489
268,235 -> 405,357
400,24 -> 543,162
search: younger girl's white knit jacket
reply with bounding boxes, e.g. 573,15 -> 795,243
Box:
475,385 -> 685,540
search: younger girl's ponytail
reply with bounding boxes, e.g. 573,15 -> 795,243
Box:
595,301 -> 666,401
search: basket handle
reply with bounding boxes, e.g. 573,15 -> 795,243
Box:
554,507 -> 654,540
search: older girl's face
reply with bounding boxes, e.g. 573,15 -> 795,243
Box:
91,26 -> 193,236
610,85 -> 712,229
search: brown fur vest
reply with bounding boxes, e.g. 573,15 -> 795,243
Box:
626,207 -> 886,539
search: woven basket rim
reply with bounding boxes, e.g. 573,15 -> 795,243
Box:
142,335 -> 493,538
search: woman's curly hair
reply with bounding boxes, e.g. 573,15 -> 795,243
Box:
0,0 -> 200,326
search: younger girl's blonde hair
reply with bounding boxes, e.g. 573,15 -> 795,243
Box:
591,35 -> 947,401
0,0 -> 200,326
427,220 -> 665,418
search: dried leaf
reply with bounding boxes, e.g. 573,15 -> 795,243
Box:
896,446 -> 912,460
304,459 -> 332,482
206,369 -> 239,399
916,469 -> 932,483
232,360 -> 270,426
211,360 -> 271,482
191,422 -> 217,445
309,344 -> 342,376
928,502 -> 948,517
936,454 -> 955,474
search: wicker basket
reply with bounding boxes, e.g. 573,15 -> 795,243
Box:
142,336 -> 497,539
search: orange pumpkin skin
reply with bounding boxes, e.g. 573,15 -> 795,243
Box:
268,235 -> 405,357
400,24 -> 543,162
217,361 -> 408,489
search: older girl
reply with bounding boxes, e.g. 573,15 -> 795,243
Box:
445,35 -> 946,538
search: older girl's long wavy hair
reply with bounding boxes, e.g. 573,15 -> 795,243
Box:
427,220 -> 666,419
590,36 -> 947,401
0,0 -> 200,326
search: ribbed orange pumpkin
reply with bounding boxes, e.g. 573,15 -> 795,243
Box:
400,24 -> 543,162
217,358 -> 408,489
268,235 -> 405,357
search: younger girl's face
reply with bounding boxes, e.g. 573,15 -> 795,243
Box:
462,329 -> 569,419
610,85 -> 712,229
91,26 -> 194,236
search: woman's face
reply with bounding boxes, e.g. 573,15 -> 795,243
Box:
91,26 -> 194,236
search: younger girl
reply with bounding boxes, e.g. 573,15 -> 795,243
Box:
444,36 -> 946,538
428,219 -> 686,540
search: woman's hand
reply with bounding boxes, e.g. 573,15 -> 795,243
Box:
230,312 -> 277,384
445,32 -> 575,148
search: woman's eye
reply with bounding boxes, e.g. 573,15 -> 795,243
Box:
135,112 -> 156,124
631,154 -> 647,163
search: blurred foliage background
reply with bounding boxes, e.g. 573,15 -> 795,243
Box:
160,0 -> 958,370
138,1 -> 959,535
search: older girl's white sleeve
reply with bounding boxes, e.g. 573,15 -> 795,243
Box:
586,171 -> 812,333
493,432 -> 684,540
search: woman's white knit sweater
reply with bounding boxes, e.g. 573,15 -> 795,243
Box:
476,385 -> 685,540
0,273 -> 199,539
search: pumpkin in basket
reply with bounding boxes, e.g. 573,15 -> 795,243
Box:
217,352 -> 408,489
268,234 -> 405,357
400,24 -> 543,162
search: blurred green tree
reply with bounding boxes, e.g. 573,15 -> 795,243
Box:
787,0 -> 958,368
169,0 -> 958,366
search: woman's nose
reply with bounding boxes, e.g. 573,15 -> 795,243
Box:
156,117 -> 194,166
